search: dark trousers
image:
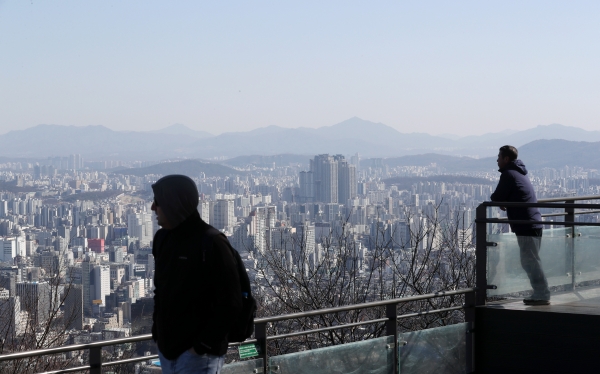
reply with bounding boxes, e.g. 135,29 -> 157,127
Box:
516,229 -> 550,300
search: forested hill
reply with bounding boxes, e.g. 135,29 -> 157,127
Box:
114,160 -> 244,178
383,175 -> 495,190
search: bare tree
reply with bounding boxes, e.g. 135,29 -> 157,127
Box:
0,238 -> 84,374
251,203 -> 475,356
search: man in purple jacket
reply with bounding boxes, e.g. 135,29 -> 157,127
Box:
491,145 -> 550,305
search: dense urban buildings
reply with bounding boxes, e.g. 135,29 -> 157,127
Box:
0,152 -> 599,371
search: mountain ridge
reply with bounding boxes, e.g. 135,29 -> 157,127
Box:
1,119 -> 599,160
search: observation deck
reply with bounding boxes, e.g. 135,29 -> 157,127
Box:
474,195 -> 600,373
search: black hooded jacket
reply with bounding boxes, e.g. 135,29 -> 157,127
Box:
152,212 -> 242,359
490,159 -> 542,234
151,175 -> 241,359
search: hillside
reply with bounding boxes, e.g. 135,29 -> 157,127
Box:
113,159 -> 244,178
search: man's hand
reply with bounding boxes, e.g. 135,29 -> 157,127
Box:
500,206 -> 506,211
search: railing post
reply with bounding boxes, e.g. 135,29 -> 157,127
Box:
255,321 -> 268,374
565,201 -> 575,291
475,204 -> 488,306
386,303 -> 398,374
465,291 -> 476,374
89,346 -> 101,374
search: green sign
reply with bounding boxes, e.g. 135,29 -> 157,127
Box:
238,343 -> 259,359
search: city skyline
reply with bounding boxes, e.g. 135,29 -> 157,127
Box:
0,148 -> 598,371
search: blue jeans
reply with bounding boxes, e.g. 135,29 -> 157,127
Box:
158,349 -> 224,374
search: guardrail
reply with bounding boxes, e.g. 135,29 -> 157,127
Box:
475,195 -> 600,306
0,288 -> 476,374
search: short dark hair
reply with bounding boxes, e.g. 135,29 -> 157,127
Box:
499,145 -> 518,161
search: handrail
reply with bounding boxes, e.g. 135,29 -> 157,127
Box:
37,355 -> 159,374
538,195 -> 600,203
0,334 -> 153,361
0,288 -> 475,371
480,202 -> 600,209
255,288 -> 474,323
475,219 -> 600,227
266,304 -> 466,341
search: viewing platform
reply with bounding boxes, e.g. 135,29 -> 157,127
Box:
477,285 -> 600,373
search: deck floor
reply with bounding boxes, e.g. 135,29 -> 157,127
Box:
485,284 -> 600,315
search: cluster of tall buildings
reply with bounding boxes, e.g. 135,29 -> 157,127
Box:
299,154 -> 357,204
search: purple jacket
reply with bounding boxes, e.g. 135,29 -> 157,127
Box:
490,159 -> 542,234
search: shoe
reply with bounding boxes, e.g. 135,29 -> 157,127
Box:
523,298 -> 550,306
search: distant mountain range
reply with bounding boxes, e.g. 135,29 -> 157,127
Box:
365,139 -> 600,172
519,139 -> 600,170
152,123 -> 213,139
1,118 -> 600,162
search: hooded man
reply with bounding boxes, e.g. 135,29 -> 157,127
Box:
151,175 -> 241,373
491,145 -> 550,305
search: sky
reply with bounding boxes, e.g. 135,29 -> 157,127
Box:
1,1 -> 600,136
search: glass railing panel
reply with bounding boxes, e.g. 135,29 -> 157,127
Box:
487,228 -> 572,298
269,336 -> 394,374
575,226 -> 600,287
397,323 -> 467,374
222,358 -> 264,374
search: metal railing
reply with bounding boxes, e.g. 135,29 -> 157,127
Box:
0,288 -> 476,374
475,195 -> 600,306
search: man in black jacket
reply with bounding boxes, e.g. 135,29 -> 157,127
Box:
151,175 -> 241,373
491,145 -> 550,305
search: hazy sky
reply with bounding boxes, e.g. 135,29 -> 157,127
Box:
1,1 -> 599,136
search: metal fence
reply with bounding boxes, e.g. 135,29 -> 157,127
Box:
0,288 -> 476,374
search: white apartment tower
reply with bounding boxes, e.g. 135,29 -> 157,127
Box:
94,265 -> 110,306
198,200 -> 210,223
213,200 -> 234,230
127,212 -> 153,246
0,238 -> 17,263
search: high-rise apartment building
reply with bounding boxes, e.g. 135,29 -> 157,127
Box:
213,199 -> 234,230
81,257 -> 94,315
198,200 -> 210,223
0,238 -> 17,263
338,158 -> 357,205
295,222 -> 315,255
68,154 -> 83,171
248,209 -> 266,253
307,154 -> 357,205
299,171 -> 314,203
127,212 -> 153,246
94,265 -> 110,307
311,155 -> 338,203
0,200 -> 7,218
63,285 -> 83,330
0,295 -> 25,340
16,281 -> 51,326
